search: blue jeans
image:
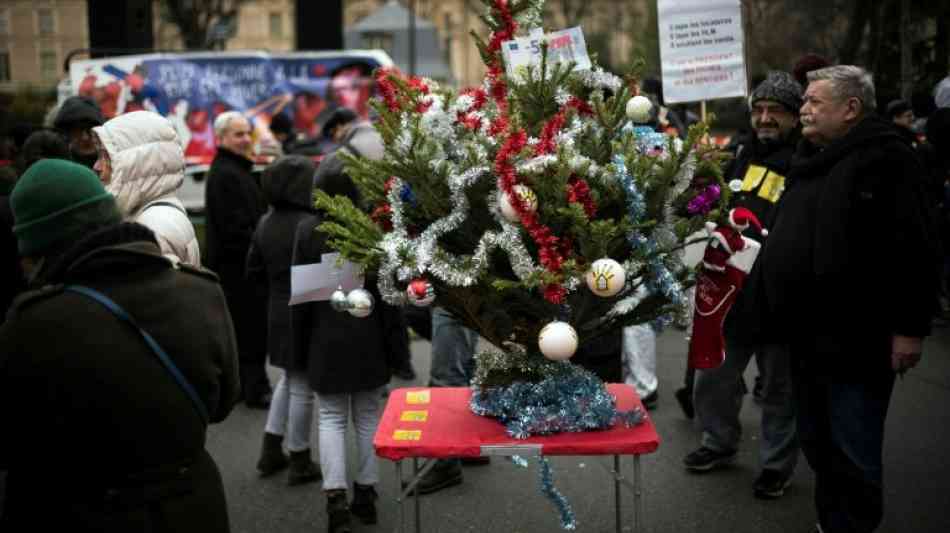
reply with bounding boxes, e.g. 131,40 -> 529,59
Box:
694,338 -> 798,476
795,367 -> 895,533
428,307 -> 479,387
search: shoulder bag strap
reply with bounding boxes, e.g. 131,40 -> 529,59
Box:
64,285 -> 210,424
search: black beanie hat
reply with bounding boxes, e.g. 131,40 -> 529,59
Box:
749,71 -> 804,114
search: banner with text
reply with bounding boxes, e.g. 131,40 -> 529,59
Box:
657,0 -> 747,104
68,51 -> 391,164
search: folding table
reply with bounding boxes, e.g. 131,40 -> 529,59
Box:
374,384 -> 660,532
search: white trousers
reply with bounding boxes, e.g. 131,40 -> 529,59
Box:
264,370 -> 315,452
622,325 -> 658,398
317,387 -> 384,491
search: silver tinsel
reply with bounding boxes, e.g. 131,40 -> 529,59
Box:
575,67 -> 623,92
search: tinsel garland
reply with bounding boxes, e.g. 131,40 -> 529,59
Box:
540,457 -> 577,530
575,67 -> 623,92
469,363 -> 645,439
566,175 -> 597,218
613,152 -> 687,313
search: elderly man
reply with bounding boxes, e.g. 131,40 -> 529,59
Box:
732,66 -> 938,532
205,111 -> 271,409
683,71 -> 802,500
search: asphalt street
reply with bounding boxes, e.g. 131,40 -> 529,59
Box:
209,325 -> 950,533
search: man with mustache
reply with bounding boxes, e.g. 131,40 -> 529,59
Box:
683,71 -> 802,501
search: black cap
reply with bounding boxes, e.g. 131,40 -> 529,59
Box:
885,99 -> 913,120
322,107 -> 359,139
270,113 -> 293,136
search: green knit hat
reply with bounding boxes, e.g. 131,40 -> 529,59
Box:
11,158 -> 121,256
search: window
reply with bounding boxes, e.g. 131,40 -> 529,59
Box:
269,12 -> 283,38
0,51 -> 10,82
363,31 -> 393,55
0,9 -> 9,36
37,8 -> 54,36
40,50 -> 57,79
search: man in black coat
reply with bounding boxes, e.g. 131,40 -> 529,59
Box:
683,71 -> 802,500
0,159 -> 240,532
205,111 -> 271,408
731,66 -> 939,533
52,96 -> 104,169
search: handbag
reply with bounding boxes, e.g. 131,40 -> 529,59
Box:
64,285 -> 210,424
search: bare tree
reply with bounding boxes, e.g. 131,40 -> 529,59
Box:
159,0 -> 249,50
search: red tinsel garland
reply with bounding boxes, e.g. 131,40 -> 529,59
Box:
566,176 -> 597,218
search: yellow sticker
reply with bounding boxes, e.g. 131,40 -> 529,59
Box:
406,390 -> 431,404
757,173 -> 786,203
400,410 -> 429,422
741,164 -> 768,191
393,430 -> 422,441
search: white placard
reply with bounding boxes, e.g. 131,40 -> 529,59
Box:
289,253 -> 364,306
657,0 -> 747,104
501,27 -> 592,81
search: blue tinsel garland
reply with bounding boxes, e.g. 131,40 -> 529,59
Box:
470,364 -> 645,531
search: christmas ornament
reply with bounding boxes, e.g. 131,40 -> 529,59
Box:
538,321 -> 578,361
585,258 -> 626,297
330,287 -> 350,313
346,288 -> 375,318
498,184 -> 538,223
626,95 -> 653,123
406,278 -> 436,307
688,208 -> 765,369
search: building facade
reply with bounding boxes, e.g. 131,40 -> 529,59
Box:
0,0 -> 646,94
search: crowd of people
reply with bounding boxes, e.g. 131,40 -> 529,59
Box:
0,55 -> 948,533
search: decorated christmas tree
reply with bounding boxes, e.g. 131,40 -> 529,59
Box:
317,0 -> 728,436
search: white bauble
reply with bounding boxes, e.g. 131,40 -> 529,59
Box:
330,287 -> 350,312
626,95 -> 653,123
498,185 -> 538,223
538,321 -> 579,361
585,258 -> 626,297
346,288 -> 375,318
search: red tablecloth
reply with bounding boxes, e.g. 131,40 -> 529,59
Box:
374,384 -> 660,461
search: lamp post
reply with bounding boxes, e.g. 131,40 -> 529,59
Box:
408,0 -> 417,76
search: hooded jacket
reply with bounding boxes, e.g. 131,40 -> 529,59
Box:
728,116 -> 939,377
246,155 -> 316,370
93,111 -> 200,266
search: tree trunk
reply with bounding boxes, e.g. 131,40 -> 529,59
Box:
838,0 -> 871,63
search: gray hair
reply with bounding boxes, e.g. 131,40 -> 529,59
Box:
213,111 -> 247,138
806,65 -> 876,114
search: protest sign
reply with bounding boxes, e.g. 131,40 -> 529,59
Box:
501,27 -> 591,80
657,0 -> 747,104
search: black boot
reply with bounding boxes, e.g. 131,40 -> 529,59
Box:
350,482 -> 378,524
287,449 -> 322,486
326,490 -> 352,533
256,432 -> 289,477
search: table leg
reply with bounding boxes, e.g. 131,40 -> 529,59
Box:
413,457 -> 421,533
396,461 -> 405,533
614,455 -> 622,533
634,455 -> 643,533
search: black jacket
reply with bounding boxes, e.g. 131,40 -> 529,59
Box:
1,195 -> 25,319
204,148 -> 267,282
728,117 -> 939,377
246,156 -> 316,370
725,131 -> 798,232
0,223 -> 239,532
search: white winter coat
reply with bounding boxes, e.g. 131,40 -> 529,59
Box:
93,111 -> 201,266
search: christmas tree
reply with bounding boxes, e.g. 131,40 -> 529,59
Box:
316,0 -> 727,434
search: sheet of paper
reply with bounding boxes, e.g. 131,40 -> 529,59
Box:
289,252 -> 363,305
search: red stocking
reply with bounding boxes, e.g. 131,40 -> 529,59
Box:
688,266 -> 746,369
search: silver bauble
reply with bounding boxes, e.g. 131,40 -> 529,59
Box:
346,288 -> 375,318
330,287 -> 350,312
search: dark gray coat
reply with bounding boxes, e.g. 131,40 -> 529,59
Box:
0,223 -> 240,532
247,155 -> 316,370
